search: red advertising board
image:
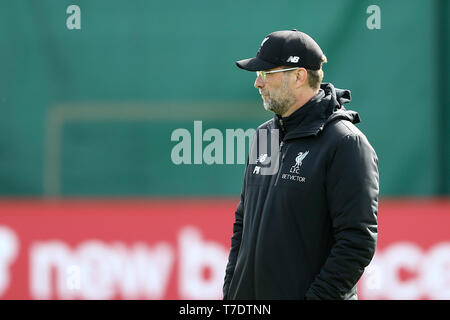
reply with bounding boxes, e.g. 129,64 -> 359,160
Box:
0,198 -> 449,300
358,198 -> 450,300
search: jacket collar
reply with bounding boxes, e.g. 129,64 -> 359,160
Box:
272,82 -> 360,141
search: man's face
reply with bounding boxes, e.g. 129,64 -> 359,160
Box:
254,67 -> 297,116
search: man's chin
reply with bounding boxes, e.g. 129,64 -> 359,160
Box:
263,103 -> 286,116
263,101 -> 277,113
263,102 -> 272,112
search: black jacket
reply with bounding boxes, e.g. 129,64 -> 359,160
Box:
223,82 -> 379,300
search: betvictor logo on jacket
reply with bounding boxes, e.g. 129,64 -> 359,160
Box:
281,150 -> 309,183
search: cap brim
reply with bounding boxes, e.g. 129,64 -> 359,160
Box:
235,56 -> 279,71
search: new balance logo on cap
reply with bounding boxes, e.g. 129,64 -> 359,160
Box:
286,56 -> 300,63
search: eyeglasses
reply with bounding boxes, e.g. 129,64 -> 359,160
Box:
256,67 -> 300,81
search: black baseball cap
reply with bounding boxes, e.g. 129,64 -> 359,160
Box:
236,29 -> 325,71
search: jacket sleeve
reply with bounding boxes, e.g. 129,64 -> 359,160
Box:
305,133 -> 379,300
222,179 -> 245,300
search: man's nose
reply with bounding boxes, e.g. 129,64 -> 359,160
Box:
254,75 -> 264,89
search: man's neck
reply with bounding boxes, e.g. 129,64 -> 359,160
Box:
281,88 -> 319,117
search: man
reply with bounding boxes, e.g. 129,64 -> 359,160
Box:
223,29 -> 379,300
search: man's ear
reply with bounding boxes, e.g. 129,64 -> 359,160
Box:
295,68 -> 308,87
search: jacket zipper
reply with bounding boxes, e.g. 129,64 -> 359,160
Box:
274,118 -> 286,187
274,141 -> 284,186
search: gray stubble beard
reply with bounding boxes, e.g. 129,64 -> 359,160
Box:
262,76 -> 297,116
